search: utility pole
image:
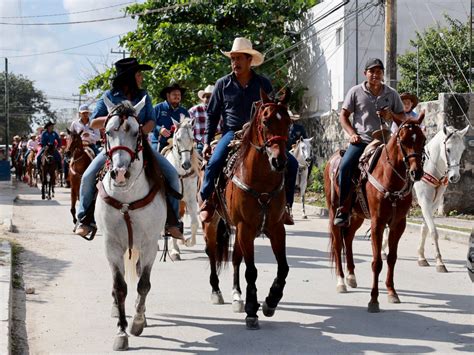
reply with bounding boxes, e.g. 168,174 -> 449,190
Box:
384,0 -> 397,89
416,44 -> 420,97
72,93 -> 82,108
110,49 -> 130,59
355,0 -> 359,84
470,0 -> 473,89
4,58 -> 9,158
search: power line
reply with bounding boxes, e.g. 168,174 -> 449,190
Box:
0,2 -> 198,26
0,1 -> 136,19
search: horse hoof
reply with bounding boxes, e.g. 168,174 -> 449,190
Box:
111,304 -> 119,318
367,302 -> 380,313
381,252 -> 387,261
170,253 -> 181,261
436,265 -> 448,273
42,196 -> 45,200
211,291 -> 224,305
185,238 -> 196,247
232,300 -> 244,313
336,284 -> 347,293
130,314 -> 145,336
418,259 -> 430,267
388,294 -> 401,304
302,215 -> 308,219
346,275 -> 357,288
113,334 -> 129,351
245,316 -> 260,330
262,302 -> 275,317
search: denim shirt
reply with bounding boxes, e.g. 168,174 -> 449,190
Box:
205,70 -> 273,144
287,123 -> 307,150
41,131 -> 61,148
151,100 -> 189,148
91,89 -> 155,126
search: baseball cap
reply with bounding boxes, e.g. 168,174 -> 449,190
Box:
79,104 -> 90,113
365,58 -> 384,71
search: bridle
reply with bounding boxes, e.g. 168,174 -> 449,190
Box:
104,104 -> 143,165
250,102 -> 289,153
173,125 -> 194,156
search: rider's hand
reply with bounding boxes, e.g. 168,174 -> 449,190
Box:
160,127 -> 171,138
350,134 -> 361,144
377,107 -> 392,122
202,144 -> 211,160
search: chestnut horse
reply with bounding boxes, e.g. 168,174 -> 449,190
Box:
324,113 -> 426,313
202,90 -> 292,330
64,129 -> 95,225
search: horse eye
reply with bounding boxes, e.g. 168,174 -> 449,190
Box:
105,131 -> 111,136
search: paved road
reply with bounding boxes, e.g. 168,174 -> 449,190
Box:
7,184 -> 473,354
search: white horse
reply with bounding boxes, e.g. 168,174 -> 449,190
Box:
382,125 -> 469,272
290,137 -> 313,218
95,97 -> 167,351
163,116 -> 201,260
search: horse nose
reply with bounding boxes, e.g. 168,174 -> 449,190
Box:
449,175 -> 460,184
410,169 -> 423,181
111,167 -> 128,183
182,161 -> 191,171
271,157 -> 287,171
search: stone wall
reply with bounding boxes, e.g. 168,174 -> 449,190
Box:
303,92 -> 474,214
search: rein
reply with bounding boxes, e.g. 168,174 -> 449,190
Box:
97,181 -> 160,259
250,102 -> 288,153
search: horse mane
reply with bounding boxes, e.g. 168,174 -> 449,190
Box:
141,137 -> 165,192
235,110 -> 259,168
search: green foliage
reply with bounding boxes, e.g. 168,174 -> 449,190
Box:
308,161 -> 326,193
0,72 -> 56,138
398,15 -> 472,102
81,0 -> 317,108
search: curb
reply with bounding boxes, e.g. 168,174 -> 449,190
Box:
294,203 -> 470,245
0,241 -> 12,355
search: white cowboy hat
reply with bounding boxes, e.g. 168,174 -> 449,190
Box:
221,37 -> 264,67
198,85 -> 215,101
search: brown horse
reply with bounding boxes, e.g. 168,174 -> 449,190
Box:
15,145 -> 27,182
64,129 -> 94,225
324,113 -> 426,313
40,143 -> 57,200
202,89 -> 292,330
26,150 -> 37,187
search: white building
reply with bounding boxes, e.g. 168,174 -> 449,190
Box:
291,0 -> 471,118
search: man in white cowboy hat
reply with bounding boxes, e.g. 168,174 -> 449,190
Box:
151,82 -> 190,153
69,104 -> 101,155
199,37 -> 298,225
188,84 -> 221,155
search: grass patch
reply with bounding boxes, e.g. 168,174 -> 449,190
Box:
11,241 -> 24,289
406,218 -> 471,233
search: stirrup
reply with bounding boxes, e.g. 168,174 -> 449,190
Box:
75,223 -> 97,241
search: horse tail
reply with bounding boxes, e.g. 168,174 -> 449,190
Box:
216,218 -> 231,272
123,248 -> 139,285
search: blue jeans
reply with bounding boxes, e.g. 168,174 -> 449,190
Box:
338,142 -> 367,206
200,131 -> 235,201
77,150 -> 181,223
286,152 -> 298,207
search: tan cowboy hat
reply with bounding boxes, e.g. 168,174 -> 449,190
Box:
400,92 -> 419,110
198,85 -> 215,101
221,37 -> 264,67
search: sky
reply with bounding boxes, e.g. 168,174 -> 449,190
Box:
0,0 -> 144,112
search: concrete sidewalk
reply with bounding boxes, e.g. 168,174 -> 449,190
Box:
294,202 -> 472,245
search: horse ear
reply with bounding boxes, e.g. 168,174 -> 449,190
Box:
415,110 -> 425,125
66,128 -> 71,135
179,113 -> 186,123
260,88 -> 271,103
134,96 -> 147,116
189,118 -> 195,127
459,125 -> 469,137
306,137 -> 314,142
172,118 -> 180,128
443,124 -> 448,135
279,88 -> 291,105
104,95 -> 115,113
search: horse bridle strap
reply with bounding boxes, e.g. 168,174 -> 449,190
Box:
367,170 -> 413,201
97,181 -> 160,259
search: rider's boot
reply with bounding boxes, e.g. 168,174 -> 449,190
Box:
165,194 -> 184,240
333,190 -> 354,227
75,202 -> 97,238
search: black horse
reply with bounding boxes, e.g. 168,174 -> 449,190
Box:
40,144 -> 57,200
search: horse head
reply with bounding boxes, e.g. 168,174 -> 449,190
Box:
442,125 -> 469,183
103,95 -> 146,186
294,137 -> 313,166
172,114 -> 195,171
64,129 -> 82,159
252,88 -> 292,172
395,111 -> 426,182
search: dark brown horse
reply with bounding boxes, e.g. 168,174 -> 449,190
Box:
15,145 -> 27,182
64,129 -> 94,225
202,89 -> 292,330
324,113 -> 426,313
40,143 -> 57,200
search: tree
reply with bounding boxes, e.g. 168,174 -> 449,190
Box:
398,15 -> 472,102
0,72 -> 56,138
81,0 -> 318,109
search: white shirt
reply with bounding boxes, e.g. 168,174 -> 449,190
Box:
69,119 -> 101,144
27,139 -> 39,151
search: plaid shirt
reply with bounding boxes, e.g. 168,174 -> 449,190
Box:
189,103 -> 222,144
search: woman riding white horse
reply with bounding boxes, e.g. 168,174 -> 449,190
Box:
96,97 -> 168,351
383,124 -> 469,272
163,116 -> 201,260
